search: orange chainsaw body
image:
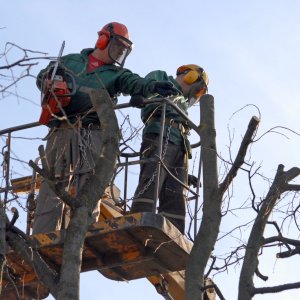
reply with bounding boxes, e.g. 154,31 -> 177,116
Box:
39,78 -> 71,125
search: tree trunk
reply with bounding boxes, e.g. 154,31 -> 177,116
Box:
186,95 -> 220,300
56,88 -> 120,300
57,206 -> 89,299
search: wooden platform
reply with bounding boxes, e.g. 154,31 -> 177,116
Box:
1,212 -> 192,299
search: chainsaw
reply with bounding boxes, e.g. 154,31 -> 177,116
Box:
39,41 -> 76,125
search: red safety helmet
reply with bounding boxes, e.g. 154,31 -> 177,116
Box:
96,22 -> 133,67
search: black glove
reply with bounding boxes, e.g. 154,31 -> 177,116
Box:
150,81 -> 179,97
130,94 -> 145,108
188,174 -> 200,188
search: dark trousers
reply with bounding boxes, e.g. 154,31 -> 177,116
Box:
131,133 -> 188,233
32,126 -> 102,234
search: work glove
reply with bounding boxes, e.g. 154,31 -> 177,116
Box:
130,94 -> 145,108
188,174 -> 200,188
150,81 -> 179,97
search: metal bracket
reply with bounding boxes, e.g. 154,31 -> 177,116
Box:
154,275 -> 174,300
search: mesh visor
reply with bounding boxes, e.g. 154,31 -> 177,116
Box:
108,35 -> 133,67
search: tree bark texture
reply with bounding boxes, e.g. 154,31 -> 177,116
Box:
186,94 -> 220,300
56,88 -> 120,300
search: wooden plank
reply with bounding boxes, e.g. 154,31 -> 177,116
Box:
30,213 -> 191,281
1,213 -> 191,299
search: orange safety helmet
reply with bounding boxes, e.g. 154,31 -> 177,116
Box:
176,64 -> 209,88
177,64 -> 209,104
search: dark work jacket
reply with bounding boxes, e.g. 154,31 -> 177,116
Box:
140,70 -> 192,158
37,48 -> 156,127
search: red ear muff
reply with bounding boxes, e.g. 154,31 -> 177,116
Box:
96,31 -> 110,50
183,70 -> 200,85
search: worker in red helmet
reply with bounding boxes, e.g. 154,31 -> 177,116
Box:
130,65 -> 209,234
94,22 -> 133,68
32,22 -> 178,234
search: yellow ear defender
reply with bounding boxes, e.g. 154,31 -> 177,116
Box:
182,70 -> 200,84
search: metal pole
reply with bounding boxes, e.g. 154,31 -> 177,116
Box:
153,103 -> 166,213
193,104 -> 203,239
4,133 -> 11,203
0,202 -> 5,257
26,157 -> 39,235
124,157 -> 128,202
0,133 -> 11,257
0,121 -> 40,135
194,151 -> 202,239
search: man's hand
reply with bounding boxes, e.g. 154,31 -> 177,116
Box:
150,81 -> 179,97
188,174 -> 200,188
130,95 -> 145,108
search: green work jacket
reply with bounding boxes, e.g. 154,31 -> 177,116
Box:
37,48 -> 156,127
141,70 -> 192,158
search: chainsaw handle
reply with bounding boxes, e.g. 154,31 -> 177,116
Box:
61,71 -> 76,97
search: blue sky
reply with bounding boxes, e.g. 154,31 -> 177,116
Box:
1,1 -> 300,299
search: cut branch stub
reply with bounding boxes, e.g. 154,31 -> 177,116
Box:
219,116 -> 260,194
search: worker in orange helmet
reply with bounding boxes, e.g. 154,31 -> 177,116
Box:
130,64 -> 209,234
32,22 -> 178,234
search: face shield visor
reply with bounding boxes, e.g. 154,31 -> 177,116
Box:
108,34 -> 133,67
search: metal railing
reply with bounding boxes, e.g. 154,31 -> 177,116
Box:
0,97 -> 203,235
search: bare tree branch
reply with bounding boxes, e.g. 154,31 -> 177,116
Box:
253,126 -> 300,143
238,164 -> 300,300
29,154 -> 79,208
255,281 -> 300,295
0,57 -> 47,70
285,184 -> 300,191
219,116 -> 260,195
255,267 -> 268,281
276,247 -> 300,258
263,235 -> 300,248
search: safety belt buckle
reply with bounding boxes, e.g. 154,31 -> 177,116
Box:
180,123 -> 190,135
